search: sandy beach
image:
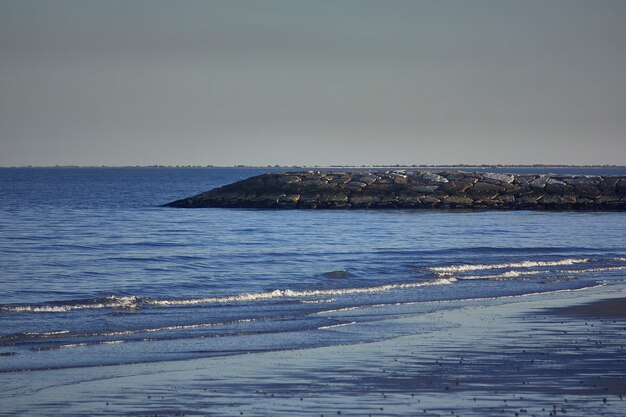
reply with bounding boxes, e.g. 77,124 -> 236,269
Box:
2,284 -> 625,416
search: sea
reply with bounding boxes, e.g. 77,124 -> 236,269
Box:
1,167 -> 625,373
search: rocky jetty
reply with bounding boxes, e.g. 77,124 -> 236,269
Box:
166,171 -> 626,210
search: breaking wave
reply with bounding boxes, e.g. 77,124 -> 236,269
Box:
147,278 -> 456,306
0,318 -> 259,345
430,258 -> 590,274
0,296 -> 139,313
319,321 -> 357,330
4,257 -> 623,314
460,270 -> 544,280
453,265 -> 626,281
0,279 -> 454,313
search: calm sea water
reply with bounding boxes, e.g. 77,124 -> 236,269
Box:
1,167 -> 625,372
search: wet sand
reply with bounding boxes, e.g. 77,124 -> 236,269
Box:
542,297 -> 626,318
2,287 -> 626,416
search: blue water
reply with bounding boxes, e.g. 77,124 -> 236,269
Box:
1,167 -> 625,372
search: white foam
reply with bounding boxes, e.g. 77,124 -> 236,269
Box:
459,265 -> 626,281
300,298 -> 336,304
557,266 -> 626,274
24,330 -> 70,337
35,340 -> 126,350
316,282 -> 605,315
316,306 -> 361,314
319,321 -> 357,330
430,258 -> 589,274
460,270 -> 543,280
15,318 -> 258,342
99,318 -> 255,337
1,295 -> 139,313
6,305 -> 74,313
148,278 -> 456,307
3,279 -> 456,313
58,343 -> 89,349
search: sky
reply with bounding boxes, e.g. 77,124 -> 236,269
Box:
1,0 -> 625,167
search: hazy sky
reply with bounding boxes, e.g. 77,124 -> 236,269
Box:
1,0 -> 625,166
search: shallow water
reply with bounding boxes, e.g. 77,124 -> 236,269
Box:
1,167 -> 625,372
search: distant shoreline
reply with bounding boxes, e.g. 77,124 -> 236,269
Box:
2,164 -> 626,169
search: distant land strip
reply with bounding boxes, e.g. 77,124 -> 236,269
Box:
2,164 -> 626,169
166,170 -> 626,210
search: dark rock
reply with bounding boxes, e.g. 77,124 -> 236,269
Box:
443,172 -> 466,181
558,195 -> 578,204
513,175 -> 536,185
393,175 -> 408,184
349,194 -> 379,207
498,194 -> 515,204
346,181 -> 367,191
530,176 -> 551,189
413,185 -> 440,193
441,181 -> 473,194
374,176 -> 389,183
276,175 -> 302,184
466,182 -> 504,199
442,195 -> 474,207
354,174 -> 378,184
545,183 -> 574,195
505,184 -> 532,196
367,182 -> 395,192
421,173 -> 448,183
539,195 -> 563,206
563,176 -> 599,186
419,195 -> 441,206
574,184 -> 601,199
517,195 -> 542,205
279,194 -> 301,204
599,177 -> 619,192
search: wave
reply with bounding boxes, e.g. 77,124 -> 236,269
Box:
460,270 -> 544,280
0,318 -> 259,345
430,258 -> 590,274
460,265 -> 626,281
558,266 -> 626,274
23,330 -> 69,337
147,278 -> 455,307
319,321 -> 357,330
299,298 -> 336,304
443,263 -> 626,281
33,340 -> 126,351
4,257 -> 622,314
0,279 -> 454,314
315,282 -> 606,315
0,296 -> 139,313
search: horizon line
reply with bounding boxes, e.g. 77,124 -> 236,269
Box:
1,164 -> 625,169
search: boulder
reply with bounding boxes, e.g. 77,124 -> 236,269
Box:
442,196 -> 474,206
414,185 -> 440,193
442,181 -> 473,194
530,176 -> 550,189
482,172 -> 515,184
466,182 -> 504,199
276,175 -> 302,185
422,173 -> 449,183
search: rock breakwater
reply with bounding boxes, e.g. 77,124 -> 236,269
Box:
166,171 -> 626,210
